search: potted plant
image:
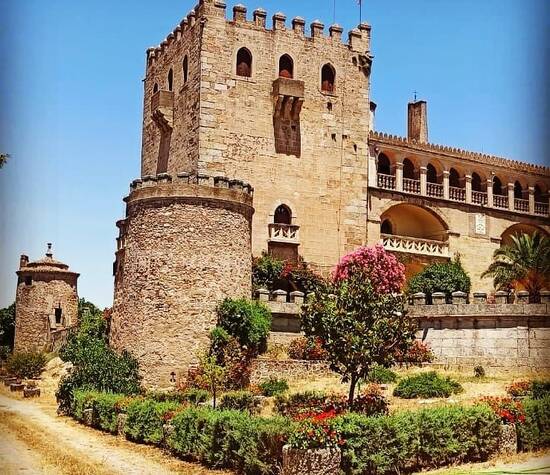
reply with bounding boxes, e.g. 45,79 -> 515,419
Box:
283,409 -> 343,475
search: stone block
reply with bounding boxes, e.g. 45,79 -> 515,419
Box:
540,291 -> 550,304
289,291 -> 304,304
452,291 -> 468,304
10,383 -> 25,392
413,292 -> 426,305
495,291 -> 509,304
516,291 -> 530,304
497,424 -> 517,455
272,289 -> 288,303
23,386 -> 41,398
117,413 -> 127,436
82,408 -> 94,426
282,445 -> 341,475
255,288 -> 269,302
473,292 -> 487,303
432,292 -> 447,305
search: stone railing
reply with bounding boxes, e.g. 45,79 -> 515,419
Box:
403,177 -> 420,194
268,223 -> 300,244
427,182 -> 443,198
535,201 -> 549,216
410,290 -> 550,306
449,186 -> 465,202
514,198 -> 529,213
493,194 -> 508,209
377,173 -> 395,190
381,234 -> 449,258
472,190 -> 488,205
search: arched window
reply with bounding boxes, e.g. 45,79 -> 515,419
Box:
427,164 -> 438,183
514,181 -> 523,199
381,219 -> 393,235
534,185 -> 544,203
377,153 -> 391,175
403,158 -> 415,179
472,172 -> 483,192
449,168 -> 461,188
279,54 -> 293,78
153,83 -> 159,94
274,205 -> 292,225
493,176 -> 504,196
321,64 -> 335,92
182,56 -> 188,84
168,68 -> 174,91
236,47 -> 252,77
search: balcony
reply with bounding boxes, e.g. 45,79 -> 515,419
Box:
449,186 -> 465,202
426,182 -> 443,198
403,178 -> 420,194
377,173 -> 395,190
535,202 -> 549,216
268,223 -> 300,244
493,194 -> 508,209
472,190 -> 487,205
381,233 -> 449,258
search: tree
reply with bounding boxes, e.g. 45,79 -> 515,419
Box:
0,153 -> 9,169
482,232 -> 550,302
302,246 -> 416,405
0,303 -> 16,349
197,352 -> 226,409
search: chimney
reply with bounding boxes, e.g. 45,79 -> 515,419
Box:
19,254 -> 29,269
407,100 -> 428,143
46,242 -> 53,258
369,101 -> 377,130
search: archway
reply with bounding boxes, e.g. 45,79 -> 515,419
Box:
380,203 -> 448,241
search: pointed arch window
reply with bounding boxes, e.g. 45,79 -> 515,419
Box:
472,172 -> 483,192
321,64 -> 335,92
449,168 -> 461,188
236,47 -> 252,77
279,54 -> 294,78
274,205 -> 292,225
377,153 -> 391,175
514,181 -> 523,199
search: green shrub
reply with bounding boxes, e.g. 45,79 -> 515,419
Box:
393,371 -> 463,399
124,398 -> 182,444
167,407 -> 291,474
334,404 -> 499,474
6,351 -> 46,378
531,380 -> 550,400
219,390 -> 259,413
144,388 -> 209,405
0,303 -> 15,349
407,259 -> 471,303
0,345 -> 11,362
364,365 -> 398,384
474,365 -> 485,378
287,336 -> 328,360
252,254 -> 284,291
258,377 -> 289,397
73,391 -> 129,433
216,298 -> 271,354
72,389 -> 95,422
275,391 -> 332,417
518,396 -> 550,451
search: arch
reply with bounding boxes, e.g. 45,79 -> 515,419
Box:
153,83 -> 159,94
426,163 -> 439,183
274,204 -> 292,225
493,176 -> 504,196
377,153 -> 391,175
380,219 -> 393,235
501,223 -> 549,246
168,68 -> 174,91
403,158 -> 416,179
472,172 -> 484,192
279,54 -> 294,78
321,63 -> 335,92
534,184 -> 546,203
449,168 -> 462,188
182,55 -> 188,84
236,47 -> 252,77
380,203 -> 449,241
514,181 -> 523,199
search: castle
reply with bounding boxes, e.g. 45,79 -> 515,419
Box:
106,0 -> 549,385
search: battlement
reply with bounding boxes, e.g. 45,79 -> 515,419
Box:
145,0 -> 371,71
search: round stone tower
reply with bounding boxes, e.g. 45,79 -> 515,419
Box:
14,244 -> 79,352
110,173 -> 254,387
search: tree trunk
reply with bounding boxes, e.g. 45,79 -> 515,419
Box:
348,373 -> 358,407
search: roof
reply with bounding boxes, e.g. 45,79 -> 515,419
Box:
17,244 -> 78,277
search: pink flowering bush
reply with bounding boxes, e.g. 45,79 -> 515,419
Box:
333,245 -> 405,294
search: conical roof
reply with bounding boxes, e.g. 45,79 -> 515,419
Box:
18,243 -> 78,276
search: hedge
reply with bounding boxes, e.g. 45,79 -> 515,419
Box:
167,407 -> 291,475
124,398 -> 182,445
73,390 -> 132,433
518,396 -> 550,451
219,390 -> 259,413
333,404 -> 500,474
393,372 -> 463,399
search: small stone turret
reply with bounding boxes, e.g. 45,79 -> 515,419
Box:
408,100 -> 428,143
14,244 -> 79,352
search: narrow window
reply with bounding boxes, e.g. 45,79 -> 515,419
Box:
493,176 -> 503,195
24,276 -> 32,286
427,164 -> 438,183
236,48 -> 252,77
168,68 -> 174,91
55,307 -> 62,325
381,219 -> 393,235
472,172 -> 483,192
182,56 -> 188,84
274,205 -> 292,225
321,64 -> 335,92
534,185 -> 544,203
403,158 -> 415,179
279,54 -> 293,78
153,83 -> 159,94
514,181 -> 523,199
449,168 -> 461,188
377,154 -> 391,175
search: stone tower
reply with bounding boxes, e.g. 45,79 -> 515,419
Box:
14,244 -> 79,352
140,0 -> 374,269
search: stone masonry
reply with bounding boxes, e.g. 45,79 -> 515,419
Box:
14,244 -> 79,352
110,174 -> 253,386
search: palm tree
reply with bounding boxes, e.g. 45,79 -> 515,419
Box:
482,232 -> 550,302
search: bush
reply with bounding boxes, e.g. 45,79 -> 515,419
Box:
216,298 -> 271,354
287,336 -> 327,360
393,371 -> 463,399
531,380 -> 550,400
0,345 -> 10,362
219,390 -> 259,413
364,365 -> 398,384
334,404 -> 499,474
124,398 -> 182,445
518,396 -> 550,451
506,380 -> 531,398
167,407 -> 291,474
0,303 -> 15,349
352,384 -> 389,415
145,388 -> 209,405
252,254 -> 284,291
73,390 -> 129,433
395,340 -> 434,365
407,259 -> 471,303
480,396 -> 526,425
258,377 -> 289,397
6,351 -> 47,379
474,365 -> 485,378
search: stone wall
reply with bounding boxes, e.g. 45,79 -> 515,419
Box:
110,174 -> 254,387
250,358 -> 332,384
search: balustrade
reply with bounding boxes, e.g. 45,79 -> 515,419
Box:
535,202 -> 549,216
377,173 -> 395,190
472,190 -> 487,205
493,194 -> 508,209
514,198 -> 529,213
381,233 -> 449,257
268,223 -> 300,243
449,186 -> 466,202
403,178 -> 420,194
426,182 -> 443,198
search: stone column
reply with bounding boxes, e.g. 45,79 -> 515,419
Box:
487,178 -> 494,208
528,186 -> 535,214
368,150 -> 378,187
396,162 -> 404,192
443,170 -> 450,200
420,166 -> 427,196
465,174 -> 472,204
508,183 -> 515,211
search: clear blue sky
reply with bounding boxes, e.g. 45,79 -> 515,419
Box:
0,0 -> 548,308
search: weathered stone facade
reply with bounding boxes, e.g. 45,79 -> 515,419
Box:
14,245 -> 79,352
110,175 -> 253,386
